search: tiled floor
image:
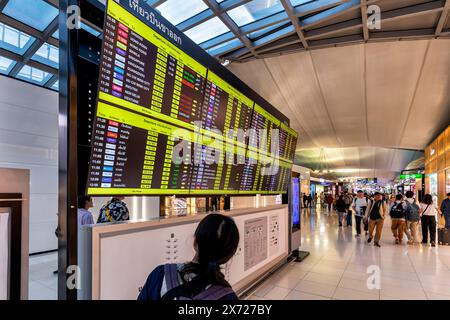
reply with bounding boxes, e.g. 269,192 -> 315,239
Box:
29,252 -> 57,300
246,207 -> 450,300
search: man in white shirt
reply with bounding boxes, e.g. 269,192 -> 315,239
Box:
352,190 -> 369,238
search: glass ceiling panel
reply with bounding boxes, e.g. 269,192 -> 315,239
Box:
51,80 -> 59,91
0,22 -> 35,55
227,0 -> 284,27
156,0 -> 209,26
302,0 -> 359,25
16,65 -> 52,85
0,56 -> 16,75
207,38 -> 243,56
3,0 -> 58,32
52,30 -> 59,39
247,21 -> 287,39
184,17 -> 229,44
32,42 -> 59,68
81,22 -> 101,37
291,0 -> 315,6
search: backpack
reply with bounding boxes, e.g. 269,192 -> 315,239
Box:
406,202 -> 420,221
161,264 -> 234,300
343,195 -> 352,205
390,202 -> 406,219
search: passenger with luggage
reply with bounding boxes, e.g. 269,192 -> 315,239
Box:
389,194 -> 409,245
404,191 -> 420,244
420,194 -> 440,247
364,192 -> 387,247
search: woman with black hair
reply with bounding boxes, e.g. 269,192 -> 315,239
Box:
138,213 -> 240,300
420,194 -> 440,247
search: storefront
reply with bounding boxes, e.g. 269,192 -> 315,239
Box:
424,125 -> 450,205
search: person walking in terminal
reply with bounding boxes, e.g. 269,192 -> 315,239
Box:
352,190 -> 369,238
77,195 -> 94,226
343,191 -> 353,227
404,191 -> 420,244
326,193 -> 334,212
389,194 -> 409,244
320,192 -> 325,208
420,194 -> 440,247
97,196 -> 130,223
307,194 -> 313,208
364,192 -> 387,247
335,195 -> 347,227
441,193 -> 450,229
138,214 -> 240,300
313,193 -> 318,208
302,193 -> 308,208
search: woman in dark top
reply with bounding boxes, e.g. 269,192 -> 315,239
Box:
335,195 -> 347,227
138,214 -> 240,300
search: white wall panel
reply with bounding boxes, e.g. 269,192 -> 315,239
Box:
400,39 -> 450,148
0,76 -> 58,253
365,40 -> 428,148
0,102 -> 58,138
0,76 -> 58,114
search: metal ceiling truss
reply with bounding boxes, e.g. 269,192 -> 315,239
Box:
221,0 -> 450,62
202,0 -> 258,59
9,16 -> 59,77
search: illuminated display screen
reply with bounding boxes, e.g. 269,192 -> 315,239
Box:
86,0 -> 298,196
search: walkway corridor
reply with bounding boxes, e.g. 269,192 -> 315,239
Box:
246,207 -> 450,300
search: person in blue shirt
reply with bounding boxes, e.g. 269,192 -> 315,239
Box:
441,193 -> 450,229
77,195 -> 94,226
138,213 -> 240,300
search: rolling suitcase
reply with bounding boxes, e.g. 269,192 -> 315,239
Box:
438,228 -> 450,245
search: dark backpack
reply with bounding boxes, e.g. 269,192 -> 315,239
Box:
161,264 -> 234,300
406,202 -> 420,221
390,202 -> 406,219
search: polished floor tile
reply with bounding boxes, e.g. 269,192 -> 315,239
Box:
294,280 -> 336,298
28,252 -> 57,300
264,286 -> 291,300
285,290 -> 330,300
250,207 -> 450,300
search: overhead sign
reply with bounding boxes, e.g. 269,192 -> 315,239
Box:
400,174 -> 422,180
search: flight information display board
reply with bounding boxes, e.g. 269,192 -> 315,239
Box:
86,0 -> 298,196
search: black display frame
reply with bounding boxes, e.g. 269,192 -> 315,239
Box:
84,0 -> 297,197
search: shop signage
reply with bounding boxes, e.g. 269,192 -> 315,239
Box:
399,174 -> 422,180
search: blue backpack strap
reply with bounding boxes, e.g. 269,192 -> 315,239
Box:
193,285 -> 235,300
164,264 -> 179,292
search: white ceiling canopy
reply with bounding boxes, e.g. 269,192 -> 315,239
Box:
228,38 -> 450,180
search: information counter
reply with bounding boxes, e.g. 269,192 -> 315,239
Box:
79,204 -> 288,300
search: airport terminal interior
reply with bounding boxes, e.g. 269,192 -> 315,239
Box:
0,0 -> 450,301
